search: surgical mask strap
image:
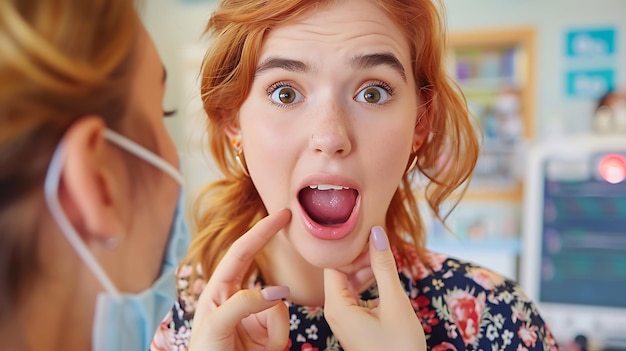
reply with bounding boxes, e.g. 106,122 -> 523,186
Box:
44,142 -> 122,299
103,130 -> 183,185
43,128 -> 184,301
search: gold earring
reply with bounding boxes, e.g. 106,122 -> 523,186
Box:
405,153 -> 418,175
235,151 -> 250,177
231,138 -> 241,149
404,143 -> 421,175
231,138 -> 250,177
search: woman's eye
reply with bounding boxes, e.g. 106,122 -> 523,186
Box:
355,86 -> 390,104
163,109 -> 177,117
270,85 -> 304,105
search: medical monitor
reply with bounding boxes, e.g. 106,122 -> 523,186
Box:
520,135 -> 626,350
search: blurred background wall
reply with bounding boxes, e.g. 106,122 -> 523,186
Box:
141,2 -> 626,349
142,0 -> 626,147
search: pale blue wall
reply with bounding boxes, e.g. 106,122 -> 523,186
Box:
445,0 -> 626,138
142,0 -> 626,145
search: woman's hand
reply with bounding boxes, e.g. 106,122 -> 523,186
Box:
188,209 -> 292,351
323,226 -> 426,351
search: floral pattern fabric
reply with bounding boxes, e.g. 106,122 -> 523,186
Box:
151,247 -> 558,351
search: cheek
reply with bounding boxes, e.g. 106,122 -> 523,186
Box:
159,128 -> 179,167
141,107 -> 179,170
242,121 -> 299,209
365,124 -> 412,178
360,123 -> 413,213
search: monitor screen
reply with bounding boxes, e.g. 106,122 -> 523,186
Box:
520,135 -> 626,350
539,152 -> 626,308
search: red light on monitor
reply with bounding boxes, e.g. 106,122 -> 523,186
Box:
598,154 -> 626,184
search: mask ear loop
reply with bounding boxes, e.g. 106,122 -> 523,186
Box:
103,130 -> 184,185
44,142 -> 123,300
44,129 -> 185,301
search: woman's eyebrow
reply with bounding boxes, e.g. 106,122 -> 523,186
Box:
350,53 -> 407,82
254,53 -> 406,82
255,57 -> 310,76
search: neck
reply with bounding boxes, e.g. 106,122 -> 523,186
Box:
15,223 -> 98,351
259,236 -> 326,306
258,233 -> 375,307
16,273 -> 93,351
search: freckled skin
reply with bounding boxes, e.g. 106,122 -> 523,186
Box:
227,0 -> 425,304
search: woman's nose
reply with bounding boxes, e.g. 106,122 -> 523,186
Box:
309,103 -> 352,157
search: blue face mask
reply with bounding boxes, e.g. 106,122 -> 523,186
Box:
44,129 -> 190,351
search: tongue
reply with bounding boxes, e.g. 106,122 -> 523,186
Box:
299,187 -> 358,226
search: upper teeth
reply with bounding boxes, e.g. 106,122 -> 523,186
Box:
309,184 -> 349,191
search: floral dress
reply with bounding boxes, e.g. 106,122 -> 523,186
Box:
151,247 -> 558,351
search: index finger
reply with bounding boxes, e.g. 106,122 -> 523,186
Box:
368,226 -> 406,303
210,208 -> 291,286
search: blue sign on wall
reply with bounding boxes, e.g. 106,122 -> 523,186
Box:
566,28 -> 616,58
565,69 -> 615,98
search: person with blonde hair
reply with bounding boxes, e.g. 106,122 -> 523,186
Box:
0,0 -> 290,350
152,0 -> 558,350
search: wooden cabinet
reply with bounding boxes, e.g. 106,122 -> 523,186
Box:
446,27 -> 536,201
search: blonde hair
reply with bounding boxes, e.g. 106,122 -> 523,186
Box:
0,0 -> 138,327
187,0 -> 479,285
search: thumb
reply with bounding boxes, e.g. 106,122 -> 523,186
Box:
368,226 -> 404,302
243,298 -> 290,351
323,268 -> 357,309
323,268 -> 375,344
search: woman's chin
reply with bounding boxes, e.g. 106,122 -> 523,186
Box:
284,221 -> 369,269
295,240 -> 364,269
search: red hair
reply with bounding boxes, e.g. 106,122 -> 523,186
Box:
186,0 -> 479,286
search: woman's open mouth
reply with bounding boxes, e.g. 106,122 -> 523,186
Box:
298,183 -> 359,240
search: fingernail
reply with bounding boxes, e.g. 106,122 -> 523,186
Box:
371,226 -> 388,251
261,286 -> 290,301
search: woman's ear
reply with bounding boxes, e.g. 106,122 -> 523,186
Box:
59,116 -> 125,243
221,110 -> 241,143
413,104 -> 432,151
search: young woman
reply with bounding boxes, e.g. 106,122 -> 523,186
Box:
0,1 -> 287,350
153,0 -> 559,350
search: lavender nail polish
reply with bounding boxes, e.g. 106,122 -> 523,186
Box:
261,286 -> 290,301
371,226 -> 389,251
